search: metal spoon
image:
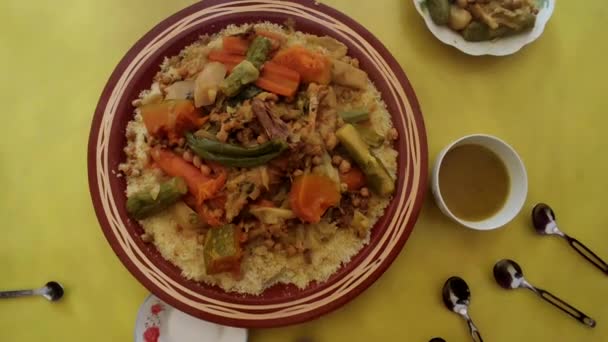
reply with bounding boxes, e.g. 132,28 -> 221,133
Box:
493,259 -> 595,327
0,281 -> 64,301
532,203 -> 608,275
442,276 -> 484,342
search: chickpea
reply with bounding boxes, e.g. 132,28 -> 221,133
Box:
360,187 -> 370,197
193,155 -> 202,168
309,144 -> 323,156
332,155 -> 343,166
257,134 -> 268,144
312,155 -> 322,165
141,233 -> 153,243
161,74 -> 173,84
213,208 -> 224,218
339,159 -> 352,174
325,133 -> 338,150
293,169 -> 304,177
182,150 -> 193,162
200,164 -> 211,176
389,128 -> 399,140
248,227 -> 265,240
124,145 -> 135,155
337,117 -> 345,128
286,245 -> 297,257
216,130 -> 228,142
264,239 -> 275,248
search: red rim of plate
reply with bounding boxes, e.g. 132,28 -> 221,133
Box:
88,0 -> 427,328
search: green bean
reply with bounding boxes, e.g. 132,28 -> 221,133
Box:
186,132 -> 286,157
189,147 -> 285,168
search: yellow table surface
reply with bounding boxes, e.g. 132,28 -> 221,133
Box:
2,0 -> 608,341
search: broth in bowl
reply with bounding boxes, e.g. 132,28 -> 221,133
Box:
438,144 -> 510,222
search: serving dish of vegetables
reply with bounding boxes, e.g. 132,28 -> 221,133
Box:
88,0 -> 427,327
414,0 -> 555,56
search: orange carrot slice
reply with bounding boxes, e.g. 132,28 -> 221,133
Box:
141,100 -> 206,144
150,148 -> 226,205
272,45 -> 332,84
254,62 -> 301,96
289,174 -> 340,223
207,50 -> 245,71
222,36 -> 250,55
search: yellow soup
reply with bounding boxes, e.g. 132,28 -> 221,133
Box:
439,144 -> 510,222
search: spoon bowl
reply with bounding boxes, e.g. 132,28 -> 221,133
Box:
442,276 -> 471,312
441,276 -> 483,342
42,281 -> 64,301
493,259 -> 525,290
532,203 -> 560,236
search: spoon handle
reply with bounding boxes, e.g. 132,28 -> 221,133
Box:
565,235 -> 608,274
535,287 -> 596,327
0,289 -> 36,299
466,317 -> 484,342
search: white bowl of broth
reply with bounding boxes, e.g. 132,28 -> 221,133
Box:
432,135 -> 527,230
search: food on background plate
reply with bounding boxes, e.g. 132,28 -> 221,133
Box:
119,22 -> 399,294
426,0 -> 539,41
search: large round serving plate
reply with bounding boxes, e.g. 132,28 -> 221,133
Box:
88,0 -> 427,328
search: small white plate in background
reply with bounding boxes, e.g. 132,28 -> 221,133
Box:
413,0 -> 555,56
134,295 -> 248,342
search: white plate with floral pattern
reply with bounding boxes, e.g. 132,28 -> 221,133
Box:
134,295 -> 248,342
413,0 -> 555,56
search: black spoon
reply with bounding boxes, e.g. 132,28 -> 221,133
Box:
493,259 -> 596,328
442,277 -> 484,342
532,203 -> 608,275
